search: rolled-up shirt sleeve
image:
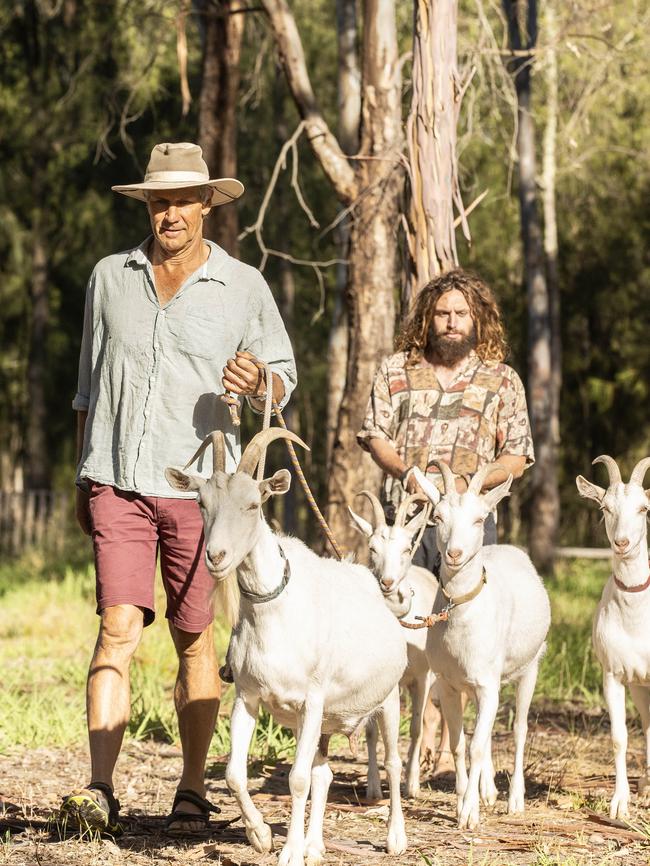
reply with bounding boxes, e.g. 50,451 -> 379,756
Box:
356,359 -> 396,452
240,272 -> 297,412
72,272 -> 95,412
495,369 -> 535,466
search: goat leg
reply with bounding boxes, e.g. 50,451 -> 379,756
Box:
225,695 -> 272,852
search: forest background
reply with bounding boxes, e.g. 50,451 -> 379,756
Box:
1,0 -> 649,573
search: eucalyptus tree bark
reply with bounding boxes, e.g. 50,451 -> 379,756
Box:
197,0 -> 245,256
326,0 -> 360,463
543,1 -> 561,467
25,211 -> 50,490
404,0 -> 468,305
503,0 -> 558,573
262,0 -> 403,554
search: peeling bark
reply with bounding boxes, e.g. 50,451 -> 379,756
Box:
264,0 -> 403,554
404,0 -> 468,305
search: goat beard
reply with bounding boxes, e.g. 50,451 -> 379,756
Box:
427,327 -> 477,366
211,570 -> 240,628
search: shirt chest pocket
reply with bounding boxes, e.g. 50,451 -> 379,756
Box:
177,309 -> 230,360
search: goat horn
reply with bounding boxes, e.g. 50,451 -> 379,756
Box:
183,430 -> 226,475
629,456 -> 650,488
236,428 -> 309,476
592,454 -> 622,487
356,490 -> 386,527
468,462 -> 508,495
430,459 -> 456,496
395,493 -> 428,527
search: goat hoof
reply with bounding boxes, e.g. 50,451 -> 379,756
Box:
305,842 -> 325,865
610,794 -> 630,820
457,801 -> 480,830
386,823 -> 407,855
247,821 -> 273,853
507,793 -> 524,814
278,843 -> 305,866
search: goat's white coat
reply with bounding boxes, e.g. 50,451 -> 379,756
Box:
167,458 -> 408,866
576,459 -> 650,819
349,501 -> 438,797
414,467 -> 551,830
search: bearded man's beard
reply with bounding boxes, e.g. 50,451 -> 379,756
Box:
427,326 -> 477,366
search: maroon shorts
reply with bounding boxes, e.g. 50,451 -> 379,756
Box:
88,483 -> 214,633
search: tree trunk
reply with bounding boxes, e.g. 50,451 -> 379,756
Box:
327,0 -> 360,462
25,211 -> 50,490
263,0 -> 403,556
404,0 -> 468,305
543,0 -> 562,486
198,0 -> 244,256
326,0 -> 404,552
504,0 -> 558,573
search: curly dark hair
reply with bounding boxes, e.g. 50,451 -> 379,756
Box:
396,269 -> 509,364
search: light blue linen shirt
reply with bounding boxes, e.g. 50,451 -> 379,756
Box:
73,239 -> 297,496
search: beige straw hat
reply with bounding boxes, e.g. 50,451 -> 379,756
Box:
111,142 -> 244,207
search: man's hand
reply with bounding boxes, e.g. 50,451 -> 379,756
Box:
222,351 -> 266,397
76,488 -> 92,536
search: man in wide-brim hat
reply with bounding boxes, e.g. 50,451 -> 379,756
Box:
60,142 -> 296,835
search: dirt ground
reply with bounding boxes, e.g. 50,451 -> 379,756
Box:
2,706 -> 650,866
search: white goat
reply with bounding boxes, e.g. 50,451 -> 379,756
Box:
576,454 -> 650,819
165,429 -> 408,866
349,490 -> 437,798
414,461 -> 551,830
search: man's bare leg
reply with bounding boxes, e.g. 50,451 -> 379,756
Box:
167,623 -> 221,830
88,604 -> 144,786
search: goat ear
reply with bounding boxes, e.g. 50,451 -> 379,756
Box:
575,475 -> 605,504
404,506 -> 429,536
482,475 -> 513,511
164,467 -> 204,492
259,468 -> 291,502
348,507 -> 373,537
413,467 -> 441,505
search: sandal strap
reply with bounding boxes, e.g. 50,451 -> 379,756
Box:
171,788 -> 220,816
87,781 -> 121,821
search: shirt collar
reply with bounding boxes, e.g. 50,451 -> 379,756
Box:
125,237 -> 230,284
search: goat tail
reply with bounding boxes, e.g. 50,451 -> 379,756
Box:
211,571 -> 240,629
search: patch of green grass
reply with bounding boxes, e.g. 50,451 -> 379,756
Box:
0,553 -> 614,756
535,559 -> 609,705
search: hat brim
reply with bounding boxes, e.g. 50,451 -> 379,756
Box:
111,177 -> 244,208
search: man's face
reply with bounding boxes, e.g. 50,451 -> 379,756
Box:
428,288 -> 477,365
147,187 -> 211,256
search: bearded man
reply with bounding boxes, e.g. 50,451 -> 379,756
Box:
358,268 -> 533,569
357,269 -> 533,771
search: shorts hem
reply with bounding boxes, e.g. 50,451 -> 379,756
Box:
165,611 -> 214,634
97,598 -> 155,627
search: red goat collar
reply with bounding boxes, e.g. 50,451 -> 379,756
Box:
614,570 -> 650,593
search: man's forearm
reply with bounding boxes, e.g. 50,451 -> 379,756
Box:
366,438 -> 408,480
481,454 -> 526,489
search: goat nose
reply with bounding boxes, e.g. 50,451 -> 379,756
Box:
207,549 -> 226,567
381,578 -> 394,591
614,537 -> 630,551
447,548 -> 463,562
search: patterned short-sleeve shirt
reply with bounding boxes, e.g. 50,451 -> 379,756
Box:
357,350 -> 534,513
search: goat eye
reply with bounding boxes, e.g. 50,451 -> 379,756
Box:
246,503 -> 259,511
